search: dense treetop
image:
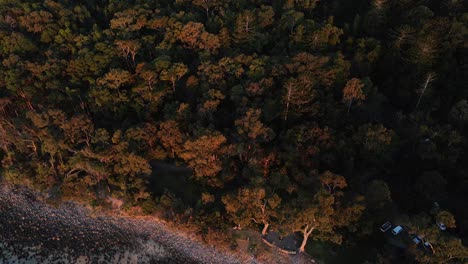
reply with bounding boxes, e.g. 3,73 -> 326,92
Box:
0,0 -> 467,262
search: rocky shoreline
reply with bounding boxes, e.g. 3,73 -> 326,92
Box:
0,184 -> 253,264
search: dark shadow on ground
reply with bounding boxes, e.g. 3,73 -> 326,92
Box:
263,231 -> 301,253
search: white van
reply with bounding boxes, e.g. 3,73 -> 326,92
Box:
392,225 -> 403,235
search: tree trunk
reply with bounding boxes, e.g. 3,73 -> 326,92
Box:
299,235 -> 309,252
261,223 -> 269,236
284,83 -> 292,121
347,99 -> 353,114
245,16 -> 250,33
172,78 -> 176,94
415,72 -> 435,111
299,226 -> 314,253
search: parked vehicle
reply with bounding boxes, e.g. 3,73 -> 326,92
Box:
424,241 -> 435,254
392,225 -> 403,235
437,222 -> 447,230
412,235 -> 422,245
380,221 -> 392,232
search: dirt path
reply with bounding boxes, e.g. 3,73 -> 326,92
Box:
0,184 -> 257,264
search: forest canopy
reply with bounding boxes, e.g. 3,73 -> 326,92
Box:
0,0 -> 467,262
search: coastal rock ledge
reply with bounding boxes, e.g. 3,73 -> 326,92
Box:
0,183 -> 247,264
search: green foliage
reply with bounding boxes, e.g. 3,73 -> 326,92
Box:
179,131 -> 229,187
403,212 -> 468,263
141,199 -> 158,214
0,0 -> 466,261
281,176 -> 365,251
222,187 -> 280,233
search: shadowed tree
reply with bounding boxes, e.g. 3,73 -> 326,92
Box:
404,212 -> 468,263
435,211 -> 456,229
308,18 -> 344,51
354,124 -> 393,158
179,131 -> 229,187
449,100 -> 468,126
177,22 -> 220,54
222,187 -> 280,235
365,180 -> 392,210
191,0 -> 226,17
234,108 -> 274,143
115,40 -> 141,71
415,72 -> 436,111
283,173 -> 364,252
343,78 -> 366,114
282,77 -> 318,121
284,0 -> 318,10
110,8 -> 151,32
156,120 -> 185,158
160,63 -> 188,94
